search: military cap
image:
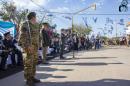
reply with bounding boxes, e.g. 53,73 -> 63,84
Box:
42,22 -> 49,26
4,32 -> 10,37
27,12 -> 36,20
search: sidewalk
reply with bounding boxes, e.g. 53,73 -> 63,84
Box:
0,46 -> 130,86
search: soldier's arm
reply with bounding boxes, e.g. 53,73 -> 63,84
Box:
19,23 -> 30,48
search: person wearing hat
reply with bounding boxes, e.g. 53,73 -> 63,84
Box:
19,12 -> 41,86
41,22 -> 51,64
0,32 -> 12,71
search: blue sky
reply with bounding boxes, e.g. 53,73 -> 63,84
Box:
4,0 -> 130,37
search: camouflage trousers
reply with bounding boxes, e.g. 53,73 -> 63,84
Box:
23,45 -> 38,81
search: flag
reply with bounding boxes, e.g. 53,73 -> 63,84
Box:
47,14 -> 53,17
108,30 -> 112,34
124,28 -> 128,30
118,19 -> 124,25
63,16 -> 72,20
102,30 -> 105,35
0,21 -> 16,37
82,17 -> 88,27
93,17 -> 98,23
104,26 -> 107,30
110,25 -> 113,31
106,17 -> 113,24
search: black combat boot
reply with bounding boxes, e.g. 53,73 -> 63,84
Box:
33,78 -> 41,83
26,79 -> 35,86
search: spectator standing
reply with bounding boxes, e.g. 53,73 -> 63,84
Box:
41,23 -> 51,64
95,35 -> 100,50
73,35 -> 79,51
60,29 -> 66,59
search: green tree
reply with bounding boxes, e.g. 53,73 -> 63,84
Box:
0,0 -> 28,34
101,36 -> 108,41
73,24 -> 92,36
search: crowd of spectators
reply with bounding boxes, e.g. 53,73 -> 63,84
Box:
108,36 -> 130,46
0,27 -> 104,71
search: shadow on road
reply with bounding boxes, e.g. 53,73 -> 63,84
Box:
37,66 -> 58,72
76,57 -> 117,59
37,79 -> 130,86
51,60 -> 75,62
0,66 -> 23,79
49,62 -> 123,66
36,73 -> 67,80
37,66 -> 74,72
36,66 -> 73,79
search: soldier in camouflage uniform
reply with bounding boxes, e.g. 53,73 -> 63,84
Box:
19,12 -> 41,86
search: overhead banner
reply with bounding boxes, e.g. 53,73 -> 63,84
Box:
63,16 -> 72,20
93,17 -> 98,23
106,17 -> 113,24
82,17 -> 88,28
0,21 -> 16,37
118,19 -> 124,25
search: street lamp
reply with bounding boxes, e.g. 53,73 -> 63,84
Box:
72,4 -> 96,58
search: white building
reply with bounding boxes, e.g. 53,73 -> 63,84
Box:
126,22 -> 130,35
126,22 -> 130,46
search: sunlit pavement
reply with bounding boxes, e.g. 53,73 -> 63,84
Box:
0,46 -> 130,86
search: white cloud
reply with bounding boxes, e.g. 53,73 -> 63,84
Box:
11,0 -> 48,10
50,7 -> 70,12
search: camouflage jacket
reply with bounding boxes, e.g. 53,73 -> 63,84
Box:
19,21 -> 41,49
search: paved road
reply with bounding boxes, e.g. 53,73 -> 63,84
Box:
0,46 -> 130,86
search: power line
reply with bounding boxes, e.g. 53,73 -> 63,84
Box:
35,10 -> 130,15
33,10 -> 130,15
30,0 -> 130,16
30,0 -> 49,12
79,13 -> 130,15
